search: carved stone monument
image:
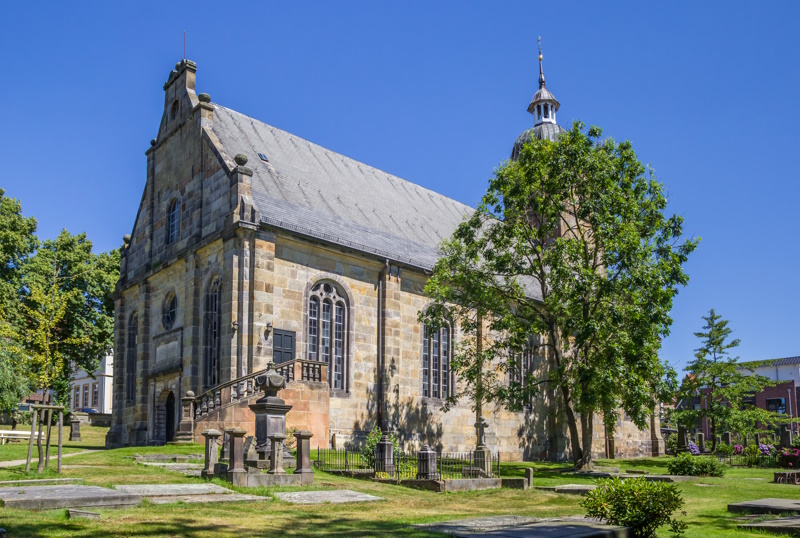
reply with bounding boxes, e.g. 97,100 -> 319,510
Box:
248,363 -> 293,468
174,391 -> 195,443
677,426 -> 688,453
696,432 -> 705,454
225,427 -> 248,487
416,444 -> 438,480
294,430 -> 314,485
69,417 -> 81,442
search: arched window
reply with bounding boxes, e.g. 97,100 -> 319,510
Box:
166,199 -> 179,245
126,313 -> 138,403
422,321 -> 452,399
162,292 -> 177,330
203,278 -> 222,389
307,282 -> 348,390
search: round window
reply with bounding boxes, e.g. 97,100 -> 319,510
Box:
162,293 -> 177,330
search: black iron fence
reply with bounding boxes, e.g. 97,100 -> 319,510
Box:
315,448 -> 501,480
716,453 -> 778,468
314,448 -> 373,473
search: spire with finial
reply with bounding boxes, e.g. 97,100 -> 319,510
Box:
527,36 -> 559,126
538,36 -> 546,88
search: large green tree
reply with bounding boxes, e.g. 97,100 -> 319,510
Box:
21,230 -> 119,404
0,189 -> 37,412
674,309 -> 780,450
424,123 -> 697,469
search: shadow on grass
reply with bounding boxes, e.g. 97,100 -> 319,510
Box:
1,512 -> 437,537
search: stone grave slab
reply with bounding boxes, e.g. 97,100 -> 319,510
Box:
414,515 -> 628,537
114,483 -> 231,497
728,498 -> 800,515
148,493 -> 266,505
739,515 -> 800,533
275,489 -> 382,504
642,475 -> 699,483
0,485 -> 141,510
535,484 -> 597,495
0,478 -> 81,486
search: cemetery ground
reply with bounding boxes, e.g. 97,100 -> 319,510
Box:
1,431 -> 799,537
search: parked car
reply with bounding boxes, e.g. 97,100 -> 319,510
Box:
79,408 -> 99,414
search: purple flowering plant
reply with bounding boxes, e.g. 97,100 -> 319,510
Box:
688,442 -> 700,456
733,444 -> 744,455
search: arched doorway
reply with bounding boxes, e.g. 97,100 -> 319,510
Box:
165,392 -> 176,443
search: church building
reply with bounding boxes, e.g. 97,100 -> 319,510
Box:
106,51 -> 662,460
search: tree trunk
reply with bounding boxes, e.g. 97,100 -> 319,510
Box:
710,416 -> 717,453
577,412 -> 594,470
559,382 -> 584,468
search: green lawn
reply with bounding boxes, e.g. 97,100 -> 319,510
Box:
0,425 -> 108,462
0,436 -> 798,537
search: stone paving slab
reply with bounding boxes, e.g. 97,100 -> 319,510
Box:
0,486 -> 141,510
114,484 -> 232,497
738,515 -> 800,533
137,462 -> 203,470
535,484 -> 597,495
414,515 -> 628,537
148,493 -> 267,505
728,498 -> 800,515
275,489 -> 382,504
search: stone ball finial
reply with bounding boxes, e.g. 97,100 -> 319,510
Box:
186,390 -> 195,398
234,154 -> 248,166
198,93 -> 211,103
150,139 -> 157,146
123,234 -> 131,246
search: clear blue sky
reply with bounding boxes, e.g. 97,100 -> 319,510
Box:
1,2 -> 797,371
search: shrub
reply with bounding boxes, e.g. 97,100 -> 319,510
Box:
667,452 -> 725,477
361,426 -> 401,468
778,447 -> 800,469
743,444 -> 761,467
581,477 -> 686,538
715,442 -> 734,456
688,442 -> 700,455
665,433 -> 678,455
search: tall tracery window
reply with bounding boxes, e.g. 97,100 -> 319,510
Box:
509,336 -> 537,408
422,322 -> 451,399
307,282 -> 347,390
166,198 -> 179,245
126,313 -> 138,403
203,278 -> 222,389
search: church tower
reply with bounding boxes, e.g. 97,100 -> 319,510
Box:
511,37 -> 565,160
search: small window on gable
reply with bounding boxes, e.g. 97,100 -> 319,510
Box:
170,100 -> 179,120
167,199 -> 179,245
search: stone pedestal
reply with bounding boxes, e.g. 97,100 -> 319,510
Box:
69,418 -> 81,442
473,446 -> 494,477
226,427 -> 248,487
376,431 -> 395,477
268,434 -> 286,474
173,391 -> 195,444
650,412 -> 665,457
696,433 -> 705,453
416,444 -> 438,479
294,430 -> 314,485
201,428 -> 222,478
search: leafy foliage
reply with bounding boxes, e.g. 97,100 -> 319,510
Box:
361,426 -> 401,468
422,123 -> 697,468
665,433 -> 678,455
581,477 -> 686,537
667,452 -> 725,477
674,310 -> 782,451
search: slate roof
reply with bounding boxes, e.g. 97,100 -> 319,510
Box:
510,123 -> 566,160
211,105 -> 473,270
739,356 -> 800,368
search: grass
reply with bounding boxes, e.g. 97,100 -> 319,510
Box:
0,425 -> 108,463
1,431 -> 799,537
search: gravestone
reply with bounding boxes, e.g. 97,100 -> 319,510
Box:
376,429 -> 395,476
201,429 -> 222,478
677,426 -> 688,452
722,431 -> 732,446
782,428 -> 792,448
524,468 -> 534,489
243,436 -> 257,462
69,417 -> 81,442
293,430 -> 314,485
697,433 -> 705,454
268,434 -> 286,475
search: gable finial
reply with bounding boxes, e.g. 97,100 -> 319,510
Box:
538,36 -> 546,89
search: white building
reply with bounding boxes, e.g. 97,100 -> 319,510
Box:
70,353 -> 114,414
